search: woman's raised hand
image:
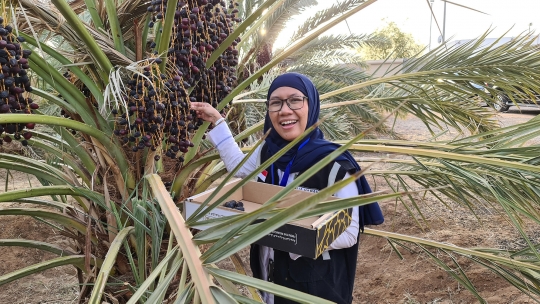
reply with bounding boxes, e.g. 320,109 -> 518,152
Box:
191,102 -> 222,125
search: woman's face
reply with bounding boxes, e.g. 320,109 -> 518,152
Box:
268,86 -> 309,142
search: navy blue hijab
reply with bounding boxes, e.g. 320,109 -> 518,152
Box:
263,72 -> 383,229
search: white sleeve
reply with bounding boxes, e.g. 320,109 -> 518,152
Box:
207,122 -> 260,178
327,173 -> 360,250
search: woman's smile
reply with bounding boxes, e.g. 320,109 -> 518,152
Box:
279,120 -> 298,128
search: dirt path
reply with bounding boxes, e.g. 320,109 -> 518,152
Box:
0,174 -> 79,303
0,108 -> 539,303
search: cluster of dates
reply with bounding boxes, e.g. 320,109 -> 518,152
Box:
223,199 -> 244,211
0,17 -> 35,146
112,0 -> 241,160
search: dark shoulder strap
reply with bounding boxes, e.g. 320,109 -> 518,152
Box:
257,142 -> 280,185
255,142 -> 265,173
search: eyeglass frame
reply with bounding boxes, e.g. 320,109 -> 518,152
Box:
266,95 -> 308,112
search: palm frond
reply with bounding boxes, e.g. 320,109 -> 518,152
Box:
116,0 -> 149,38
289,49 -> 365,66
314,77 -> 386,135
316,110 -> 352,140
318,32 -> 540,135
396,31 -> 540,103
373,86 -> 500,134
366,229 -> 540,302
350,129 -> 540,232
261,0 -> 316,47
18,0 -> 135,65
290,62 -> 370,85
288,0 -> 367,42
240,0 -> 317,66
286,33 -> 374,59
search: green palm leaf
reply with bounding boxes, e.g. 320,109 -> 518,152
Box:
89,226 -> 135,304
0,255 -> 99,286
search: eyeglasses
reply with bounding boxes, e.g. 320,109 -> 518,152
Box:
266,96 -> 307,112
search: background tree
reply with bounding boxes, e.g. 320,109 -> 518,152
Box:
359,21 -> 425,60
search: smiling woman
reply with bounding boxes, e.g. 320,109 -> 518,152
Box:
192,72 -> 384,304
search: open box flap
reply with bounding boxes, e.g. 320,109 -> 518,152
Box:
189,179 -> 339,228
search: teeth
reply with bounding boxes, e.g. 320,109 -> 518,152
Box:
281,120 -> 297,126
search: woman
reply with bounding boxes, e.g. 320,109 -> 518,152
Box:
192,72 -> 383,304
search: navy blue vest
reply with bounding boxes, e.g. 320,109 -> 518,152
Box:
250,147 -> 361,304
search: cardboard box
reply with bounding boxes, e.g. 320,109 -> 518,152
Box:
184,180 -> 352,259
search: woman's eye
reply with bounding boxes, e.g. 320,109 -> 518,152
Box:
290,98 -> 303,104
269,100 -> 282,106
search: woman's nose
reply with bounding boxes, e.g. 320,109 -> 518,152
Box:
279,102 -> 294,114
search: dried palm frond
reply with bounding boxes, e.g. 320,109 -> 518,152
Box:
18,0 -> 135,65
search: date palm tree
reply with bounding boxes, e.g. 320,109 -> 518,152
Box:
0,0 -> 540,303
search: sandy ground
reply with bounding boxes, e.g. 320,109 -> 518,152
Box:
0,107 -> 539,303
0,177 -> 80,303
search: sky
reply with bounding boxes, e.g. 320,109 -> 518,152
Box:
275,0 -> 540,49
